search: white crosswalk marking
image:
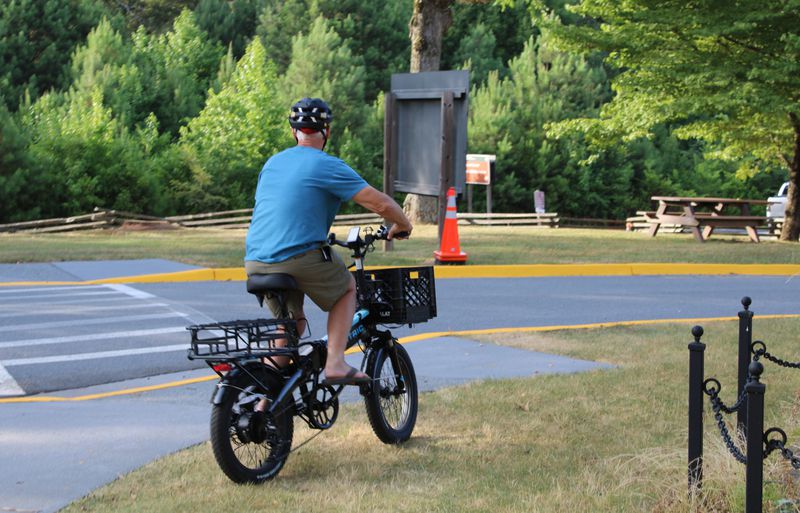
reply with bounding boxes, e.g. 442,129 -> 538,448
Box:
0,363 -> 24,395
3,312 -> 189,331
105,284 -> 156,299
0,281 -> 214,396
0,302 -> 169,319
0,290 -> 119,301
0,326 -> 187,349
0,285 -> 108,294
1,343 -> 189,366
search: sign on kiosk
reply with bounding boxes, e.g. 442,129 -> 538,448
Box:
466,154 -> 495,185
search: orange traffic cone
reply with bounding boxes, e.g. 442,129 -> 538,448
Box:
434,187 -> 468,265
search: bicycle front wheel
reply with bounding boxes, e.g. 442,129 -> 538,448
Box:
210,366 -> 293,483
364,343 -> 418,443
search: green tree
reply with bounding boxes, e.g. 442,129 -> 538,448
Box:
526,0 -> 800,241
315,0 -> 411,101
442,1 -> 533,81
105,0 -> 198,32
0,102 -> 40,222
19,88 -> 160,216
179,38 -> 289,210
280,15 -> 369,158
257,1 -> 409,102
451,22 -> 503,86
194,0 -> 264,59
469,33 -> 612,215
0,0 -> 109,110
256,0 -> 309,73
130,10 -> 224,135
70,10 -> 223,136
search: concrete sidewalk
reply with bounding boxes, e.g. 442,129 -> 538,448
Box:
0,336 -> 611,513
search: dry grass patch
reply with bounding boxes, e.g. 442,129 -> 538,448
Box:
64,318 -> 800,512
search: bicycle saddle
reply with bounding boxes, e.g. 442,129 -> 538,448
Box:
246,273 -> 299,295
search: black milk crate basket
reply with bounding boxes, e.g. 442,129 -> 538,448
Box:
357,266 -> 437,324
187,318 -> 297,360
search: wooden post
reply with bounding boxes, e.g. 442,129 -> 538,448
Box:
438,90 -> 455,242
383,92 -> 396,251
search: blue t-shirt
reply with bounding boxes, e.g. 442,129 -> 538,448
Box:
245,146 -> 368,263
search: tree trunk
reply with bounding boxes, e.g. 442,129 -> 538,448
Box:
404,0 -> 454,224
781,114 -> 800,241
409,0 -> 453,73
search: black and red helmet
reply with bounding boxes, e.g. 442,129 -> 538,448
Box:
288,97 -> 333,131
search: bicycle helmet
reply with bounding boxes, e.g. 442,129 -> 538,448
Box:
288,97 -> 333,131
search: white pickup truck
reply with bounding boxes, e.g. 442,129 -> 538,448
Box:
767,182 -> 789,220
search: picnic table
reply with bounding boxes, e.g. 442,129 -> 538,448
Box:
647,196 -> 771,243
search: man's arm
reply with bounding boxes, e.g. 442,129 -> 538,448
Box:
352,186 -> 413,239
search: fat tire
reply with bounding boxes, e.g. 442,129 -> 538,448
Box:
364,343 -> 418,443
209,366 -> 293,483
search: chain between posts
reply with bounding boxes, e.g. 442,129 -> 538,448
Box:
705,371 -> 800,468
751,341 -> 800,370
764,428 -> 800,469
705,378 -> 747,464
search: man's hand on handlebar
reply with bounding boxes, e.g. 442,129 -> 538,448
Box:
387,223 -> 412,241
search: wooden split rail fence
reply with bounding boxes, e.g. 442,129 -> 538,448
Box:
0,208 -> 180,233
457,212 -> 559,227
0,209 -> 564,233
0,209 -> 386,233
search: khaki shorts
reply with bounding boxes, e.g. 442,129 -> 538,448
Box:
245,246 -> 352,317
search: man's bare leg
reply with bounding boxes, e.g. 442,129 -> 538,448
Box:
324,276 -> 368,380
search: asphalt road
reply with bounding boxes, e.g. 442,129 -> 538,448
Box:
2,274 -> 800,395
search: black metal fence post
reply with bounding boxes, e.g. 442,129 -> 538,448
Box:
688,325 -> 705,491
738,296 -> 753,432
745,360 -> 765,513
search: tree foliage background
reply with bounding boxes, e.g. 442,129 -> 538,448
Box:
0,0 -> 789,223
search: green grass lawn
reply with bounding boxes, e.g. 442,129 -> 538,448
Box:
2,225 -> 800,267
61,318 -> 800,513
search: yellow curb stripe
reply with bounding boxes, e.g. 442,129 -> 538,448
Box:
0,375 -> 215,403
2,263 -> 800,287
431,263 -> 800,279
394,314 -> 800,343
4,313 -> 799,404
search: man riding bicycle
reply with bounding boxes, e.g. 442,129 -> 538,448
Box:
245,97 -> 413,386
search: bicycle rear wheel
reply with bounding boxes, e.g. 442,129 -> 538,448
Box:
364,343 -> 418,443
210,366 -> 293,483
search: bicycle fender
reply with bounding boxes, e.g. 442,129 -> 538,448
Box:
211,380 -> 228,405
210,363 -> 280,405
211,369 -> 245,405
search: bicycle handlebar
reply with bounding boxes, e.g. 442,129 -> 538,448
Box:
326,225 -> 408,254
